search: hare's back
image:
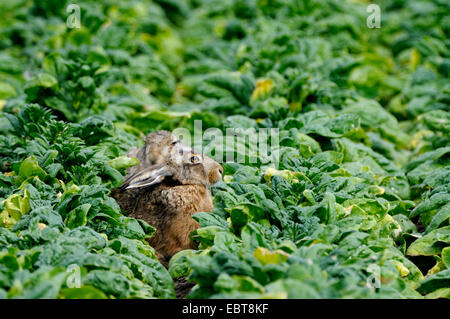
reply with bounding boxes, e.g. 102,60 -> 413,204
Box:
156,184 -> 214,215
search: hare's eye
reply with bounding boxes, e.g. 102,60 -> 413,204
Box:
190,155 -> 200,163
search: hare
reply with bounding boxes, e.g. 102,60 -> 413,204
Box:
125,130 -> 179,176
111,131 -> 223,266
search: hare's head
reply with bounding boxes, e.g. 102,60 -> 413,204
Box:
139,130 -> 180,166
121,132 -> 223,189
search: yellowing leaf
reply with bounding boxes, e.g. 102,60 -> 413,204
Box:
264,167 -> 308,183
108,156 -> 139,171
0,189 -> 31,228
251,78 -> 274,101
410,48 -> 421,71
391,260 -> 410,277
425,288 -> 450,299
254,247 -> 289,265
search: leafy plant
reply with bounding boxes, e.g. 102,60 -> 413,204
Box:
0,0 -> 449,299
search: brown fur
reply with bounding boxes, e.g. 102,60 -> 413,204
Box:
111,130 -> 222,266
121,184 -> 213,261
126,131 -> 179,176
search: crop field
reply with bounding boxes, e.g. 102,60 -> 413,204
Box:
0,0 -> 449,299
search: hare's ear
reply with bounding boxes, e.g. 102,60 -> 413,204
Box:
120,165 -> 172,190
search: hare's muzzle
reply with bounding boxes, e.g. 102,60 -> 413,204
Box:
208,162 -> 223,185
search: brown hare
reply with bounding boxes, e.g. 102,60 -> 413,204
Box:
111,131 -> 223,266
125,130 -> 179,176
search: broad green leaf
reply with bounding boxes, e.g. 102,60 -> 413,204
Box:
442,247 -> 450,269
254,247 -> 289,265
60,286 -> 108,299
16,156 -> 47,185
407,226 -> 450,256
169,249 -> 197,278
417,269 -> 450,294
425,203 -> 450,234
108,156 -> 139,171
0,189 -> 31,228
410,193 -> 450,218
425,288 -> 450,299
37,73 -> 58,88
65,204 -> 91,229
0,82 -> 17,99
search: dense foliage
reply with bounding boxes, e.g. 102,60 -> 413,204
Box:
0,0 -> 449,299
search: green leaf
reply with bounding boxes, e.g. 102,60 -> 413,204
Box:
0,189 -> 31,228
417,269 -> 450,294
192,212 -> 229,229
230,205 -> 251,231
425,203 -> 450,234
410,193 -> 450,219
191,226 -> 225,246
254,247 -> 289,265
407,226 -> 450,256
425,288 -> 450,299
60,286 -> 108,299
17,156 -> 47,185
82,270 -> 132,299
65,204 -> 91,229
420,110 -> 450,133
108,156 -> 140,171
37,73 -> 58,88
442,247 -> 450,269
169,249 -> 197,278
0,82 -> 17,99
231,275 -> 264,293
323,192 -> 337,224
